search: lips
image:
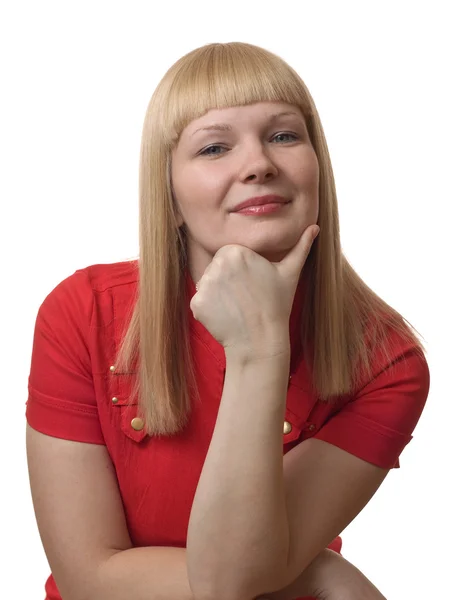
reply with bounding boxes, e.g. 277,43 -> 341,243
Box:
231,194 -> 290,212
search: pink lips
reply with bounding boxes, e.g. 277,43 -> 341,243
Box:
231,194 -> 290,212
234,203 -> 287,215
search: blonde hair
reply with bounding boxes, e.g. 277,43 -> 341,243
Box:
114,42 -> 427,436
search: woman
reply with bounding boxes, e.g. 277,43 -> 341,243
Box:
26,42 -> 430,600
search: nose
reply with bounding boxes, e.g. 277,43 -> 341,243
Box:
240,143 -> 279,182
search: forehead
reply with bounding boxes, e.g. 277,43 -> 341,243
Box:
182,101 -> 305,137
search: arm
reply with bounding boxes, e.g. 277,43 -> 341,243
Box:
186,343 -> 391,600
187,348 -> 292,600
26,424 -> 196,600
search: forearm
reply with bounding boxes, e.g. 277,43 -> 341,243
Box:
187,347 -> 291,600
92,546 -> 194,600
90,546 -> 385,600
92,545 -> 325,600
258,549 -> 336,600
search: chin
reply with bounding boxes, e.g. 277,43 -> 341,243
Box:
260,249 -> 289,263
253,235 -> 295,258
246,241 -> 290,262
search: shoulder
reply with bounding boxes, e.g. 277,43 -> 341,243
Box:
41,259 -> 139,306
369,318 -> 427,381
78,259 -> 139,293
35,260 -> 139,337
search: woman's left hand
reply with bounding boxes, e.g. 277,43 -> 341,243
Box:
190,225 -> 319,359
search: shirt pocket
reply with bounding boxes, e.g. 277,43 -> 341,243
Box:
109,370 -> 147,444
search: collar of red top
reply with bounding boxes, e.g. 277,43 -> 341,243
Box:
184,266 -> 306,374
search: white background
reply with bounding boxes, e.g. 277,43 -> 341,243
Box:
1,1 -> 447,598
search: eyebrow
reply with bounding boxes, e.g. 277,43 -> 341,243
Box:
191,111 -> 304,137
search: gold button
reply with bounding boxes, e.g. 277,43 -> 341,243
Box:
109,365 -> 116,372
283,420 -> 292,434
131,417 -> 145,431
308,424 -> 316,431
112,397 -> 119,404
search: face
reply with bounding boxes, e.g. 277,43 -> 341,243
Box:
170,101 -> 320,283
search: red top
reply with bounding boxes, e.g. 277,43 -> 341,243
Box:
26,261 -> 430,600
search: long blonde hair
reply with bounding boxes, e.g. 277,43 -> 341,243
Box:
114,42 -> 427,436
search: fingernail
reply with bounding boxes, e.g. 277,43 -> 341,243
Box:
313,227 -> 320,240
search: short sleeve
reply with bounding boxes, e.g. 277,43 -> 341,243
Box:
313,344 -> 430,469
26,269 -> 105,444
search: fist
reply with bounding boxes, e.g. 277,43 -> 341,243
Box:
190,225 -> 319,358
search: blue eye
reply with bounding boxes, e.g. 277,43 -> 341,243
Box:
200,144 -> 225,157
199,132 -> 299,156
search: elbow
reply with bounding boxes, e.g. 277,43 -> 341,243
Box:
186,543 -> 288,600
189,569 -> 285,600
188,576 -> 225,600
188,585 -> 218,600
61,550 -> 123,600
188,576 -> 244,600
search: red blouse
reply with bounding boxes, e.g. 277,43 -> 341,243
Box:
26,260 -> 430,600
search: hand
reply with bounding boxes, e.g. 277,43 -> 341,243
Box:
190,225 -> 320,358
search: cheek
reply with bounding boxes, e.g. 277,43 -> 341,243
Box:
174,191 -> 218,232
176,171 -> 225,215
192,166 -> 225,195
295,150 -> 319,184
